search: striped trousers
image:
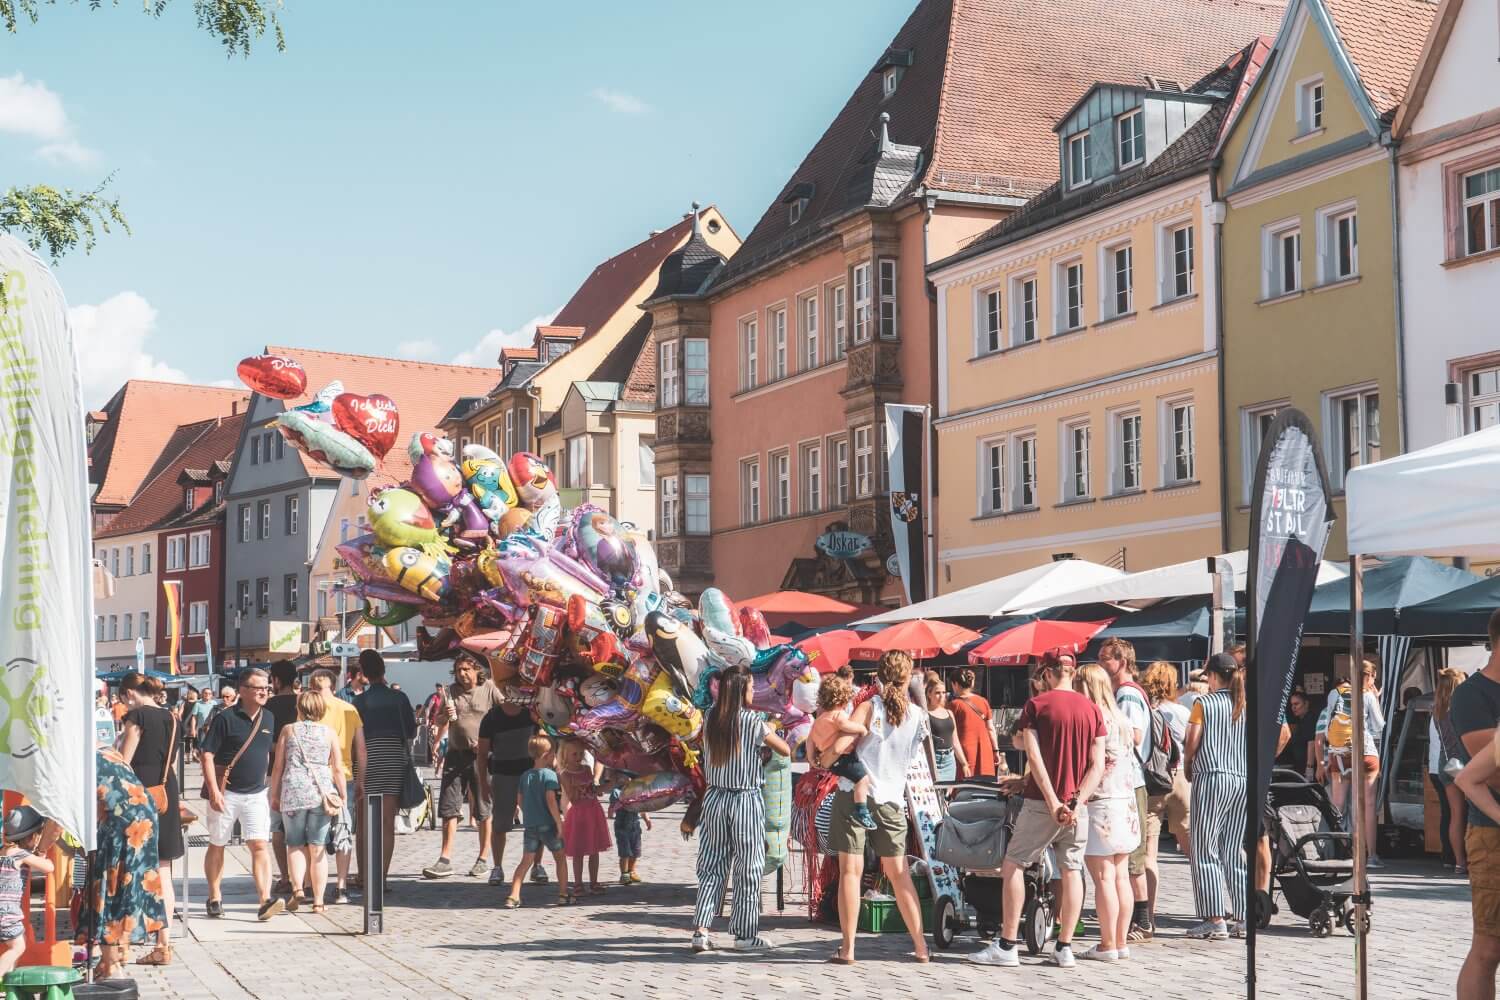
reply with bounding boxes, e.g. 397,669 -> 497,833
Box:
693,786 -> 767,942
1190,771 -> 1248,920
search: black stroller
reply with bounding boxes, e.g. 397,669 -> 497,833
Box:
1260,768 -> 1360,937
930,778 -> 1057,954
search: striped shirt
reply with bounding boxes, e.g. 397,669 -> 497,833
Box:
1189,690 -> 1245,777
703,709 -> 768,791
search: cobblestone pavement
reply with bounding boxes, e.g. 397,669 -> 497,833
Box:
129,773 -> 1471,999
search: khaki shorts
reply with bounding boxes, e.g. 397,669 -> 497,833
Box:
1005,798 -> 1087,872
1128,785 -> 1150,876
828,790 -> 907,858
1147,768 -> 1191,855
1468,827 -> 1500,939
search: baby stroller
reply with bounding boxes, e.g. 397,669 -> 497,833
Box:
1261,768 -> 1360,937
930,778 -> 1057,954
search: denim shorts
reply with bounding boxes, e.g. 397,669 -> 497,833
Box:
522,824 -> 563,855
281,807 -> 333,848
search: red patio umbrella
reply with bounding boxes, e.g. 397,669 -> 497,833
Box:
796,629 -> 864,675
740,591 -> 860,615
966,619 -> 1114,667
848,619 -> 981,662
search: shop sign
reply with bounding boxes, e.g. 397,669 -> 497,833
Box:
816,529 -> 872,561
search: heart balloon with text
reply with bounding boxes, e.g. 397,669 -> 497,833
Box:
332,392 -> 400,459
236,354 -> 307,399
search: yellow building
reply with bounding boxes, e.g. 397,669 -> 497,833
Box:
929,46 -> 1266,590
1218,0 -> 1435,558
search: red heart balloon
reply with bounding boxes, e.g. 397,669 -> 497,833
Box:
332,392 -> 400,459
236,354 -> 307,400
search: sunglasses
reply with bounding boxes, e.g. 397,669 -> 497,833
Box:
241,684 -> 270,693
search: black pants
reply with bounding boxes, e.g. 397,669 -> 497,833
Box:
1431,772 -> 1455,866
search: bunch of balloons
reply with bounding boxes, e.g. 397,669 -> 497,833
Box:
240,354 -> 821,816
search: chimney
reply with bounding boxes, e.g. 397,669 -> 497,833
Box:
690,201 -> 701,239
879,112 -> 892,154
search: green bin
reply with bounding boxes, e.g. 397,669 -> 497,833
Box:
4,966 -> 81,1000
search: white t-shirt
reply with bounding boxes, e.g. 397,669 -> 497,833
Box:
1157,700 -> 1190,746
1115,683 -> 1150,790
840,695 -> 928,807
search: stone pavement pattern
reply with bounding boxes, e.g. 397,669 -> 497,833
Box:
130,778 -> 1469,1000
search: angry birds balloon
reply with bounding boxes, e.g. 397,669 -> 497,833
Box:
507,452 -> 558,511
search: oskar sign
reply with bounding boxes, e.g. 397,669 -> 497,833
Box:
816,528 -> 873,561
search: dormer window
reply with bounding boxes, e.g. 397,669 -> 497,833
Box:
1067,133 -> 1092,189
783,182 -> 814,226
882,67 -> 901,98
214,481 -> 224,505
543,340 -> 569,362
1117,110 -> 1145,168
183,487 -> 195,512
789,198 -> 808,225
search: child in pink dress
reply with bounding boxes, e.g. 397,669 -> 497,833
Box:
557,740 -> 611,899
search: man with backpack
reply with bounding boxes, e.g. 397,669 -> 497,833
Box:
1098,639 -> 1159,942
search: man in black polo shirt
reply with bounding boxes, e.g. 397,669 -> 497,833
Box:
199,668 -> 280,920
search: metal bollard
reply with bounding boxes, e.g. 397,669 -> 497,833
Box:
176,742 -> 190,927
363,793 -> 384,934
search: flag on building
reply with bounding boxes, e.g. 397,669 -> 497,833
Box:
883,403 -> 930,605
162,580 -> 183,675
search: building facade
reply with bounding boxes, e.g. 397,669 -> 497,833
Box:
155,457 -> 235,676
1218,0 -> 1434,559
929,48 -> 1265,589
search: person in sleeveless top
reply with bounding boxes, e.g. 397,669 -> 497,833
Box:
691,666 -> 790,954
924,671 -> 966,782
117,671 -> 182,966
1183,653 -> 1247,940
949,668 -> 997,778
269,691 -> 344,914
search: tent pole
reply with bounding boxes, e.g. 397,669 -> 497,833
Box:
1349,555 -> 1369,1000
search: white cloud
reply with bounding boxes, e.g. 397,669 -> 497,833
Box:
451,310 -> 558,368
37,139 -> 99,167
0,73 -> 68,140
396,338 -> 440,360
591,88 -> 651,115
68,292 -> 192,407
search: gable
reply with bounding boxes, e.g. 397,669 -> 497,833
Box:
1223,0 -> 1378,188
1404,0 -> 1500,134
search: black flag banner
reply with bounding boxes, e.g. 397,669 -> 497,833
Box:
883,403 -> 928,604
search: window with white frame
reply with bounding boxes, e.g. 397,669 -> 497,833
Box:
1298,78 -> 1325,133
852,264 -> 872,344
801,293 -> 819,370
340,517 -> 350,543
659,340 -> 681,408
1058,260 -> 1084,331
1327,386 -> 1380,487
770,306 -> 788,379
1117,109 -> 1145,168
140,611 -> 150,638
95,616 -> 104,642
188,601 -> 208,635
788,198 -> 807,225
685,475 -> 710,534
684,338 -> 708,405
1164,398 -> 1196,484
274,434 -> 284,460
1012,275 -> 1038,346
1014,434 -> 1038,509
516,407 -> 530,455
1165,223 -> 1194,300
189,530 -> 211,569
980,438 -> 1005,515
1063,421 -> 1091,500
740,458 -> 761,524
236,580 -> 249,614
286,494 -> 299,535
638,438 -> 655,486
108,615 -> 117,641
1107,244 -> 1133,318
1466,365 -> 1500,431
214,481 -> 223,505
799,442 -> 823,513
829,283 -> 848,360
1319,205 -> 1358,282
740,317 -> 759,391
110,548 -> 119,576
122,613 -> 132,641
830,435 -> 850,506
659,476 -> 679,537
566,435 -> 587,489
183,486 -> 195,512
853,425 -> 874,498
771,450 -> 791,518
504,409 -> 515,456
1264,222 -> 1302,297
141,543 -> 151,574
980,285 -> 1002,354
1067,132 -> 1092,188
251,436 -> 260,465
1463,167 -> 1500,256
125,546 -> 134,577
1241,401 -> 1286,501
258,499 -> 271,539
883,66 -> 900,97
1112,411 -> 1143,493
256,578 -> 270,615
165,535 -> 186,572
284,574 -> 299,614
878,259 -> 898,339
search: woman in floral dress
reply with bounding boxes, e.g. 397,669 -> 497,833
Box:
1079,664 -> 1140,961
78,747 -> 167,979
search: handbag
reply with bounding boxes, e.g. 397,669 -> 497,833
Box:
200,709 -> 263,801
399,743 -> 427,810
145,713 -> 177,815
291,724 -> 344,817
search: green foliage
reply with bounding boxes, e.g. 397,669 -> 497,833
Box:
0,178 -> 130,262
0,0 -> 285,56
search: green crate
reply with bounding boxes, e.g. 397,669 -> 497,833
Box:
857,896 -> 932,933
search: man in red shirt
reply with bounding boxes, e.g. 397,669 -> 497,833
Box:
971,653 -> 1105,970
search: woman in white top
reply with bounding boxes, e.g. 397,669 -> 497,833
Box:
1078,665 -> 1140,961
817,650 -> 929,966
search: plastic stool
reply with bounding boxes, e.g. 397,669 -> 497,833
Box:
3,966 -> 81,1000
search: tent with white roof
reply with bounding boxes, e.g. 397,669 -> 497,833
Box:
857,559 -> 1124,624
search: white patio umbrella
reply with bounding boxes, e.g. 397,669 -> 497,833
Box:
857,558 -> 1123,624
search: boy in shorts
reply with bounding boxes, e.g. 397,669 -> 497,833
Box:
810,674 -> 877,830
505,735 -> 568,907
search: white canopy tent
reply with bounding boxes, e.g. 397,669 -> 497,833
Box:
1347,424 -> 1500,559
1008,549 -> 1348,613
857,559 -> 1124,624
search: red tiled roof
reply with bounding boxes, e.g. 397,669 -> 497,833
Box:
536,325 -> 585,342
89,381 -> 249,508
1323,0 -> 1438,116
551,214 -> 698,341
264,346 -> 500,484
97,413 -> 245,538
1215,36 -> 1274,149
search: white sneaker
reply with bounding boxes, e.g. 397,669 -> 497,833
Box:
691,932 -> 715,953
1187,920 -> 1229,940
1117,946 -> 1131,960
732,935 -> 776,953
487,866 -> 506,886
970,940 -> 1020,967
1080,945 -> 1119,961
1050,943 -> 1075,968
1229,921 -> 1247,939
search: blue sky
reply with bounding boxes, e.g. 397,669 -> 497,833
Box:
2,0 -> 917,406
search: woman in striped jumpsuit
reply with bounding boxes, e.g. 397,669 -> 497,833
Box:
1183,652 -> 1247,940
691,666 -> 790,954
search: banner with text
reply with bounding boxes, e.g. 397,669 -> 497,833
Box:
883,403 -> 928,605
0,235 -> 97,849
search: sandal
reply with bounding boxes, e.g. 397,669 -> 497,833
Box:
828,953 -> 855,966
909,951 -> 930,963
136,946 -> 172,967
310,904 -> 326,914
505,897 -> 523,909
589,883 -> 606,895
